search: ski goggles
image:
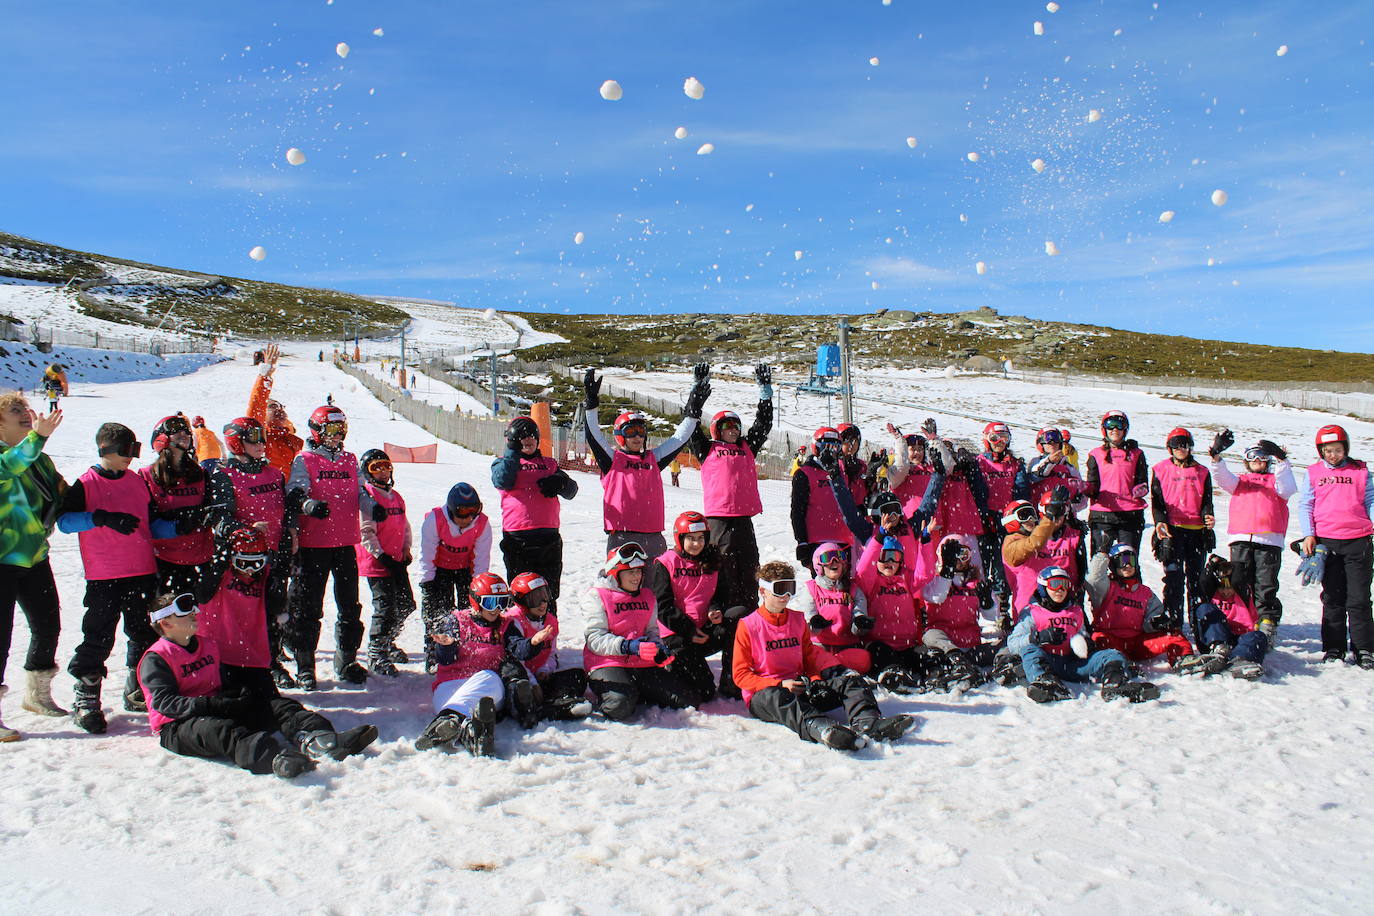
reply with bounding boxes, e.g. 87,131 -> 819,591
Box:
985,430 -> 1010,444
232,553 -> 268,574
1103,417 -> 1128,431
1166,436 -> 1193,450
759,578 -> 797,597
1109,552 -> 1138,570
475,593 -> 513,611
717,418 -> 742,432
1008,505 -> 1038,525
518,585 -> 552,607
99,439 -> 142,458
365,457 -> 394,479
1244,447 -> 1267,463
1041,574 -> 1073,591
879,549 -> 905,564
815,548 -> 846,567
234,425 -> 266,444
318,420 -> 348,438
609,544 -> 650,568
151,593 -> 199,622
160,416 -> 192,435
450,504 -> 481,520
1040,429 -> 1064,446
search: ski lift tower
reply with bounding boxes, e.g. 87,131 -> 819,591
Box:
796,319 -> 854,426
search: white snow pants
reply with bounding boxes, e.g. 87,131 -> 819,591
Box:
431,669 -> 504,716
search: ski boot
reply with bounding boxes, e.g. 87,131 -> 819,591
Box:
990,651 -> 1026,687
1229,659 -> 1264,680
509,679 -> 540,729
1100,662 -> 1160,703
1357,651 -> 1374,671
22,668 -> 67,717
876,665 -> 920,695
1321,650 -> 1346,664
1175,645 -> 1230,677
388,643 -> 409,665
547,697 -> 594,720
123,684 -> 147,713
328,724 -> 378,760
71,676 -> 107,734
334,653 -> 369,686
367,643 -> 399,678
416,710 -> 465,751
807,718 -> 863,751
940,651 -> 985,692
272,748 -> 318,779
1256,618 -> 1279,648
1026,675 -> 1071,704
453,697 -> 496,757
270,663 -> 297,690
855,714 -> 915,742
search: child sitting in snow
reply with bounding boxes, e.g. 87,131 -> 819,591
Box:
793,542 -> 874,674
1176,555 -> 1269,680
922,533 -> 998,689
500,572 -> 592,726
1083,544 -> 1193,666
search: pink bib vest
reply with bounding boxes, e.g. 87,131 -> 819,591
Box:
76,467 -> 157,580
701,441 -> 762,517
1153,460 -> 1209,526
356,484 -> 408,577
656,551 -> 719,634
1089,447 -> 1145,513
140,635 -> 222,734
798,465 -> 852,544
893,465 -> 934,516
1214,592 -> 1257,635
741,609 -> 808,704
197,568 -> 272,668
1228,473 -> 1289,536
805,578 -> 856,648
502,608 -> 559,675
500,454 -> 562,531
583,587 -> 658,671
858,570 -> 922,650
140,469 -> 212,566
1028,462 -> 1082,508
297,450 -> 361,549
925,577 -> 983,649
220,462 -> 285,549
1006,526 -> 1083,612
936,474 -> 983,537
1093,581 -> 1153,639
1027,601 -> 1086,656
978,454 -> 1019,518
601,449 -> 665,533
430,509 -> 488,571
433,612 -> 509,688
1307,460 -> 1373,539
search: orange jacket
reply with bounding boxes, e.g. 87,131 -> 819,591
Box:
192,427 -> 222,461
731,606 -> 830,696
248,373 -> 303,478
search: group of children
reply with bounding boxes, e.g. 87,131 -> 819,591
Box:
1,354 -> 1372,770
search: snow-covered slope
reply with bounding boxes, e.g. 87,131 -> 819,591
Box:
2,354 -> 1371,915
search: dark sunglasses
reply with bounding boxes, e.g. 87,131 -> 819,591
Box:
99,440 -> 142,458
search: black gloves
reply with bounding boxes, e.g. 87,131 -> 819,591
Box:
303,499 -> 330,520
1033,625 -> 1067,647
1256,439 -> 1287,461
805,679 -> 841,711
371,503 -> 389,523
206,688 -> 252,718
927,445 -> 945,475
92,509 -> 139,535
807,614 -> 829,632
976,580 -> 995,612
938,539 -> 962,577
1209,428 -> 1234,460
851,613 -> 875,634
817,448 -> 840,473
755,363 -> 773,400
1043,484 -> 1070,521
583,368 -> 601,410
1146,611 -> 1172,632
796,543 -> 814,566
382,556 -> 410,577
921,418 -> 938,438
954,447 -> 976,471
536,475 -> 563,497
683,363 -> 711,419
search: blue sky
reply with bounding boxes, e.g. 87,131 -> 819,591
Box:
3,1 -> 1371,350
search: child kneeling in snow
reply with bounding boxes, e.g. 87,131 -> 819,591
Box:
1083,544 -> 1193,666
1176,555 -> 1268,680
732,560 -> 913,750
500,572 -> 592,726
418,572 -> 524,755
138,593 -> 375,780
1007,565 -> 1159,704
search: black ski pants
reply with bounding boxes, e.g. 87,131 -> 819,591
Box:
68,574 -> 158,694
706,516 -> 760,610
155,558 -> 204,600
1088,514 -> 1145,557
289,545 -> 363,669
746,674 -> 881,742
0,559 -> 61,686
158,684 -> 331,774
1317,535 -> 1374,655
1229,541 -> 1283,624
364,573 -> 415,654
1157,526 -> 1211,641
500,528 -> 564,612
588,665 -> 696,721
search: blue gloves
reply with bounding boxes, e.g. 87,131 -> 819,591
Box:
1297,545 -> 1329,587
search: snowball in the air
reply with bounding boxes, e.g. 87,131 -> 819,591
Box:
683,77 -> 705,100
1033,21 -> 1044,36
966,151 -> 980,162
285,148 -> 306,166
1276,45 -> 1289,57
1046,1 -> 1060,11
1211,189 -> 1228,206
1159,210 -> 1175,223
959,213 -> 968,223
906,137 -> 918,148
1207,257 -> 1216,267
1087,109 -> 1102,123
794,250 -> 803,261
674,126 -> 688,139
483,308 -> 496,319
574,231 -> 585,245
249,246 -> 266,261
745,203 -> 755,212
599,80 -> 623,101
372,28 -> 384,37
871,281 -> 879,289
336,42 -> 350,58
975,261 -> 987,275
696,143 -> 714,155
1031,157 -> 1046,172
869,57 -> 880,66
1044,240 -> 1060,256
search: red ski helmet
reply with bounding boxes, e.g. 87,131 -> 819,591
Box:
811,426 -> 841,455
1100,410 -> 1129,435
308,406 -> 347,442
1166,427 -> 1193,450
150,414 -> 192,452
604,542 -> 649,580
673,510 -> 710,552
222,417 -> 265,455
982,421 -> 1011,451
710,410 -> 742,440
469,572 -> 512,614
509,572 -> 551,609
613,411 -> 649,449
1002,499 -> 1038,535
837,423 -> 861,445
228,527 -> 269,578
1315,424 -> 1349,453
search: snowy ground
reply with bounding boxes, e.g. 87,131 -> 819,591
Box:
353,300 -> 564,360
3,352 -> 1374,915
0,281 -> 180,345
0,339 -> 223,393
